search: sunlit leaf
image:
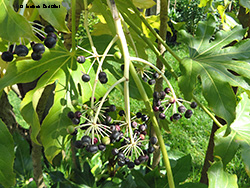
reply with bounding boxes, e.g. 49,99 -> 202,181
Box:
178,15 -> 250,127
32,0 -> 70,33
132,0 -> 156,9
214,92 -> 250,176
0,0 -> 37,42
208,160 -> 238,188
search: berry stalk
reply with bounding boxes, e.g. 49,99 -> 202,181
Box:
107,0 -> 134,144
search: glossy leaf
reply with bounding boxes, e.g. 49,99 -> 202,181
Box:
0,119 -> 15,187
32,0 -> 70,33
132,0 -> 156,9
207,160 -> 238,188
178,15 -> 250,126
239,0 -> 250,9
214,92 -> 250,176
0,0 -> 37,42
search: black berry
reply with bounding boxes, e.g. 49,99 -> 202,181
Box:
82,74 -> 90,82
159,113 -> 166,119
164,87 -> 171,94
31,52 -> 42,61
72,118 -> 80,125
178,106 -> 186,113
74,140 -> 84,149
117,152 -> 125,160
134,159 -> 141,165
119,110 -> 125,116
112,148 -> 119,155
32,43 -> 45,54
98,144 -> 106,151
153,72 -> 159,79
148,79 -> 156,85
44,25 -> 55,33
142,76 -> 148,82
184,109 -> 193,118
118,160 -> 126,166
47,32 -> 57,40
159,106 -> 164,112
148,146 -> 155,153
159,91 -> 166,99
1,51 -> 13,62
109,105 -> 116,112
190,102 -> 198,109
81,135 -> 91,146
44,37 -> 56,48
173,113 -> 181,120
88,145 -> 98,154
141,114 -> 148,121
15,45 -> 29,57
75,111 -> 82,118
150,136 -> 158,145
127,161 -> 135,169
67,111 -> 75,119
136,112 -> 142,118
77,56 -> 86,64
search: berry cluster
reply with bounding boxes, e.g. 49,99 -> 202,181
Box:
66,98 -> 158,169
1,21 -> 57,62
152,87 -> 197,121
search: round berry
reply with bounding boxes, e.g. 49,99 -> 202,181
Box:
142,76 -> 148,82
136,112 -> 142,118
164,87 -> 171,94
101,136 -> 110,145
111,131 -> 120,141
148,79 -> 156,85
139,124 -> 146,132
120,64 -> 124,71
81,135 -> 91,146
44,25 -> 55,33
127,162 -> 135,169
139,134 -> 145,140
93,137 -> 98,144
114,51 -> 122,60
178,106 -> 186,113
82,74 -> 90,82
1,51 -> 13,62
44,37 -> 56,48
98,143 -> 106,151
99,77 -> 108,84
131,121 -> 137,128
88,145 -> 98,154
117,152 -> 125,160
67,125 -> 75,134
173,113 -> 181,120
47,32 -> 57,40
155,100 -> 161,107
112,148 -> 119,156
184,109 -> 193,118
148,146 -> 155,153
119,110 -> 125,116
67,111 -> 75,119
138,155 -> 148,163
190,101 -> 198,109
15,45 -> 29,57
141,114 -> 148,121
105,115 -> 112,124
150,136 -> 158,145
118,160 -> 126,166
77,55 -> 86,63
159,91 -> 166,99
134,159 -> 141,165
153,72 -> 159,79
153,106 -> 159,112
109,104 -> 116,112
75,111 -> 82,118
32,43 -> 45,54
159,106 -> 164,112
72,118 -> 80,125
31,52 -> 42,61
159,113 -> 166,119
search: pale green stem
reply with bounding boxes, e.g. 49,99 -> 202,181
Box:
107,0 -> 134,143
90,35 -> 118,109
130,57 -> 177,100
71,0 -> 76,53
19,0 -> 28,16
93,77 -> 126,123
192,94 -> 223,128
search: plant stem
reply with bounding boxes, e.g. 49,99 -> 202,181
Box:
192,94 -> 223,128
19,0 -> 28,16
127,0 -> 182,63
71,0 -> 76,53
108,0 -> 134,143
129,65 -> 175,188
130,57 -> 176,99
93,77 -> 126,123
120,12 -> 178,80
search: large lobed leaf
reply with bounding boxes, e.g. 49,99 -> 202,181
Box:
208,160 -> 238,188
0,119 -> 15,187
214,92 -> 250,177
0,0 -> 37,42
178,15 -> 250,126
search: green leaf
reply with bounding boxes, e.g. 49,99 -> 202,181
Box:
0,119 -> 15,188
0,0 -> 37,42
32,0 -> 70,33
214,92 -> 250,176
172,154 -> 191,184
239,0 -> 250,10
7,90 -> 29,129
178,15 -> 250,126
178,182 -> 208,188
132,0 -> 156,9
207,160 -> 238,188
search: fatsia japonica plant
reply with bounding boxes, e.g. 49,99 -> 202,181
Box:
0,0 -> 250,187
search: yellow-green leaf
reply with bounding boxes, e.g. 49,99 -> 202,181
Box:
132,0 -> 156,9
